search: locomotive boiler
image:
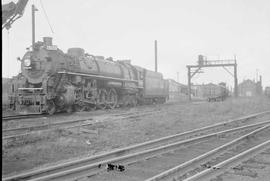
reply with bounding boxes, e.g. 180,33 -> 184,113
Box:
9,37 -> 169,114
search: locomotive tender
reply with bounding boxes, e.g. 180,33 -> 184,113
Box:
10,37 -> 169,114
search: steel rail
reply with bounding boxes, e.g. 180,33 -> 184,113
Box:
2,118 -> 93,136
145,125 -> 270,181
2,121 -> 94,141
2,106 -> 161,125
2,111 -> 269,180
2,110 -> 161,140
2,114 -> 44,121
108,109 -> 159,117
184,140 -> 270,181
3,119 -> 270,181
27,122 -> 270,181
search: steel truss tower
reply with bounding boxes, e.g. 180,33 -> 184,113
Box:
187,55 -> 238,101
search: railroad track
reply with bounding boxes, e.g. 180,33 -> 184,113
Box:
1,100 -> 195,122
146,125 -> 270,181
2,102 -> 206,139
2,102 -> 167,122
2,114 -> 45,121
2,111 -> 270,181
183,140 -> 270,181
2,109 -> 164,141
214,143 -> 270,180
2,118 -> 93,140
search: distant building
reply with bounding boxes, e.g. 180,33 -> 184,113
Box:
238,78 -> 262,97
167,79 -> 188,100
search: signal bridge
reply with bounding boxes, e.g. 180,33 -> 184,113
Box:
187,55 -> 238,101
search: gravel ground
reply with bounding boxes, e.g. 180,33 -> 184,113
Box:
2,96 -> 270,176
217,148 -> 270,181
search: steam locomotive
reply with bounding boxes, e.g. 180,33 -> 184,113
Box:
9,37 -> 169,114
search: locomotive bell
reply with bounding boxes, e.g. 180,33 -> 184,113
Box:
43,37 -> 53,46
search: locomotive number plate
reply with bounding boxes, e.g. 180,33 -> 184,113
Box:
46,45 -> 58,50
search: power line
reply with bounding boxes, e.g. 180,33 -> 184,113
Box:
39,0 -> 54,33
7,30 -> 10,63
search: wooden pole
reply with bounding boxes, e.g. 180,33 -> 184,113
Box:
155,40 -> 157,72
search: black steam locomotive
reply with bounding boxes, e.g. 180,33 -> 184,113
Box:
9,37 -> 169,114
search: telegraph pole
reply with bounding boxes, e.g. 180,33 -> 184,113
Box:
234,56 -> 238,97
154,40 -> 157,72
32,4 -> 37,47
187,67 -> 191,101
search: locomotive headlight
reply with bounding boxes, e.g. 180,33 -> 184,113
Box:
24,59 -> 31,66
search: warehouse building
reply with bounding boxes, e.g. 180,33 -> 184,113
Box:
167,79 -> 188,101
238,78 -> 262,97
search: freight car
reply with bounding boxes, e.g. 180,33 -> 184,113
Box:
9,37 -> 169,114
193,83 -> 228,102
206,83 -> 228,102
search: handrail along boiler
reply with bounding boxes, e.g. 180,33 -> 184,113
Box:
9,37 -> 169,114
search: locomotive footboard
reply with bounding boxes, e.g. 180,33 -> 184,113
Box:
11,88 -> 47,114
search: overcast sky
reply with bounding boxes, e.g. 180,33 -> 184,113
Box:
2,0 -> 270,88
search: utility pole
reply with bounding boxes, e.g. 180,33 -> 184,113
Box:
32,4 -> 38,48
154,40 -> 157,72
234,56 -> 238,97
177,72 -> 179,82
187,67 -> 191,101
256,69 -> 259,82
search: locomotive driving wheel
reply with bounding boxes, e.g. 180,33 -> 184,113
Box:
47,100 -> 56,115
74,101 -> 87,112
66,106 -> 73,113
89,104 -> 97,111
97,89 -> 107,110
74,105 -> 86,112
107,88 -> 118,109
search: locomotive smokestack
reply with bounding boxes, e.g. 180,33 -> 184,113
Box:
43,37 -> 53,46
155,40 -> 157,72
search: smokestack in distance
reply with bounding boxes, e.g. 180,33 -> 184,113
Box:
155,40 -> 157,72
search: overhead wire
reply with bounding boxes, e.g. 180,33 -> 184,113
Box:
39,0 -> 54,34
7,29 -> 10,63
